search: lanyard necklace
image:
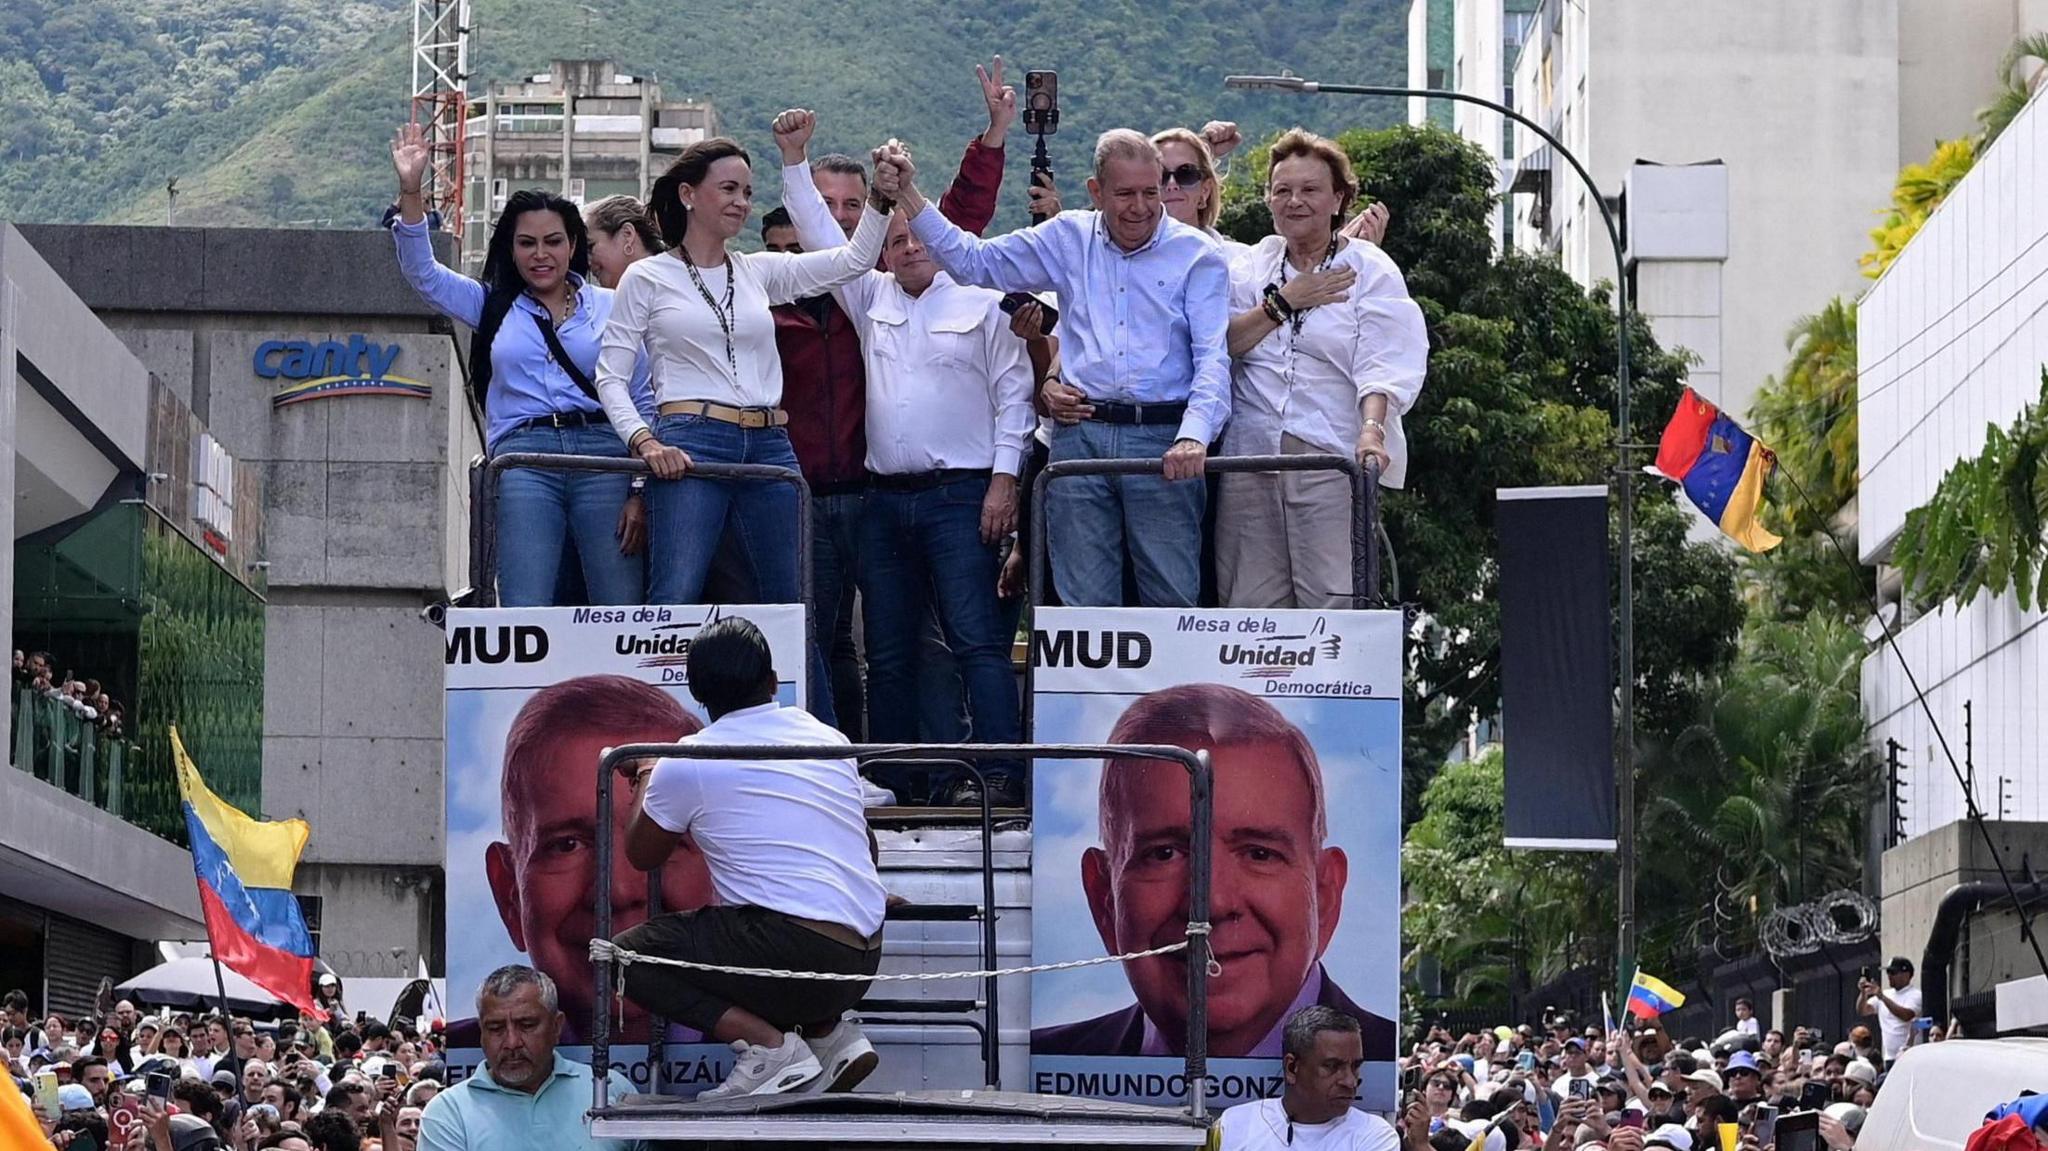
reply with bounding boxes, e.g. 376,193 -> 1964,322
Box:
678,247 -> 738,378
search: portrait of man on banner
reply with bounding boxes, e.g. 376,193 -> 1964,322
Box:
1031,683 -> 1396,1061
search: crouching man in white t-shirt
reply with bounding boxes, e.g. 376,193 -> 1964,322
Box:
1218,1007 -> 1401,1151
614,616 -> 890,1100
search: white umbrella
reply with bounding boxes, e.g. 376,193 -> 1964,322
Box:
116,957 -> 292,1016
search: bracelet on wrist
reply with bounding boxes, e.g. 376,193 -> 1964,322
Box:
1261,298 -> 1287,325
867,191 -> 896,213
1263,283 -> 1296,319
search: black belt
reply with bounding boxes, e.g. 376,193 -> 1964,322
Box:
810,478 -> 869,498
1087,399 -> 1187,426
510,409 -> 609,432
867,468 -> 991,492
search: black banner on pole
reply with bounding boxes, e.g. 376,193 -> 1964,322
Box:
1496,486 -> 1616,850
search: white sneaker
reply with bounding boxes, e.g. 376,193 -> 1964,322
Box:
697,1033 -> 822,1099
805,1013 -> 879,1092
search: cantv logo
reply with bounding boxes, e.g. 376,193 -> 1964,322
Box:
1031,630 -> 1153,669
259,335 -> 432,407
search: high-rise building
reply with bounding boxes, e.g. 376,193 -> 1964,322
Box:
461,59 -> 719,274
1415,0 -> 2040,426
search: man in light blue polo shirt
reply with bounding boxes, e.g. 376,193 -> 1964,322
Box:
418,965 -> 638,1151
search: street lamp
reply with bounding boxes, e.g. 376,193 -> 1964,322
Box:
1224,74 -> 1643,991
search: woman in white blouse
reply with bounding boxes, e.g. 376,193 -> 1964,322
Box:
1218,128 -> 1429,609
594,135 -> 896,722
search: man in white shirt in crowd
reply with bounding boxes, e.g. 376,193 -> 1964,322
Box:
1550,1037 -> 1601,1101
775,109 -> 1034,807
1216,1007 -> 1398,1151
1857,956 -> 1923,1065
878,131 -> 1231,608
612,616 -> 890,1098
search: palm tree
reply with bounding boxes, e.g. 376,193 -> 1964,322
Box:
1752,297 -> 1859,528
1980,32 -> 2048,147
1638,616 -> 1875,961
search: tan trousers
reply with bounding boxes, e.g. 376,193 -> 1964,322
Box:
1214,432 -> 1356,609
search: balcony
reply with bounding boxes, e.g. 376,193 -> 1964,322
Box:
12,687 -> 133,818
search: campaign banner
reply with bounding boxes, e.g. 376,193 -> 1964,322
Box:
1029,606 -> 1402,1112
442,604 -> 807,1095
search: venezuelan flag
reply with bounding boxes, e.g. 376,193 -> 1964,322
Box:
1626,969 -> 1686,1019
1655,388 -> 1782,552
173,728 -> 326,1020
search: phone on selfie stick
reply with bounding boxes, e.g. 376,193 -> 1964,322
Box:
1022,70 -> 1059,225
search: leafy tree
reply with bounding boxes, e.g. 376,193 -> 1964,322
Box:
1636,614 -> 1875,972
1892,370 -> 2048,611
1861,137 -> 1976,279
1401,751 -> 1603,1005
1221,126 -> 1741,814
1978,32 -> 2048,147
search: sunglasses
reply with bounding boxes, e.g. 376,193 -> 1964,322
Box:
1160,163 -> 1206,188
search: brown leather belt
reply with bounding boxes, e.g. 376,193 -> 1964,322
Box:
787,914 -> 885,951
659,399 -> 789,428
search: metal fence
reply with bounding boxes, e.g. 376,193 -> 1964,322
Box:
12,687 -> 131,815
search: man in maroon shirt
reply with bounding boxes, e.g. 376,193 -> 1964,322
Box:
767,58 -> 1014,747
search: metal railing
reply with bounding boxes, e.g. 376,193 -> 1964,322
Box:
590,740 -> 1217,1121
1027,453 -> 1385,609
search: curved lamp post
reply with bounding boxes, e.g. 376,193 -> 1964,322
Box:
1224,74 -> 1642,992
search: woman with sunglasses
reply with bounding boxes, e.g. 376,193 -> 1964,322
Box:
1217,128 -> 1428,608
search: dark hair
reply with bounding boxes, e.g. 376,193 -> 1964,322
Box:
323,1081 -> 370,1112
811,153 -> 869,184
1698,1094 -> 1740,1124
270,1081 -> 303,1117
173,1080 -> 221,1121
73,1055 -> 107,1076
470,189 -> 591,403
1735,997 -> 1753,1009
1431,1131 -> 1475,1151
649,137 -> 752,247
305,1109 -> 363,1151
333,1031 -> 362,1058
3,990 -> 26,1011
685,616 -> 777,718
1668,1050 -> 1698,1074
1281,1005 -> 1360,1062
760,206 -> 794,235
55,1113 -> 108,1148
359,1021 -> 389,1043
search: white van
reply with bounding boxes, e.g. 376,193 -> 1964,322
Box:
1858,1038 -> 2048,1151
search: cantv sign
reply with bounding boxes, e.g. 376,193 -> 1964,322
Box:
259,335 -> 432,407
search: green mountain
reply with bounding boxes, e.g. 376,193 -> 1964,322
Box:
0,0 -> 1407,234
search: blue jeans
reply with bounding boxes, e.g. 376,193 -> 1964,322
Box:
644,414 -> 834,727
495,423 -> 644,607
812,492 -> 867,739
859,477 -> 1019,795
1047,420 -> 1205,607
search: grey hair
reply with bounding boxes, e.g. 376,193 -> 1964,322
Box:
812,153 -> 869,184
242,1060 -> 272,1077
1093,128 -> 1162,180
1282,1005 -> 1361,1061
475,964 -> 557,1015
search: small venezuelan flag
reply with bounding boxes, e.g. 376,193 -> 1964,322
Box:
1626,969 -> 1686,1019
1655,388 -> 1782,552
174,728 -> 327,1020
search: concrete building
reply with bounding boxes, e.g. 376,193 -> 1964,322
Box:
461,58 -> 719,273
1859,80 -> 2048,1033
1406,0 -> 1456,129
0,223 -> 277,1014
23,224 -> 481,988
1411,0 -> 2043,423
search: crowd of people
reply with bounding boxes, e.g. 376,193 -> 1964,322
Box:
8,982 -> 443,1151
1385,961 -> 1942,1151
391,56 -> 1425,805
14,650 -> 127,742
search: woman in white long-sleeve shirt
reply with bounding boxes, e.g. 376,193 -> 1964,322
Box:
594,136 -> 895,725
1219,129 -> 1429,609
387,123 -> 656,607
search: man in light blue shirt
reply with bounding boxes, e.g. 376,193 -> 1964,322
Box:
887,129 -> 1232,607
417,966 -> 639,1151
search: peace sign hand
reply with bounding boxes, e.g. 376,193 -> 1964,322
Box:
978,55 -> 1017,142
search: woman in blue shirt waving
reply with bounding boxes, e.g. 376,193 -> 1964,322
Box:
388,121 -> 655,606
